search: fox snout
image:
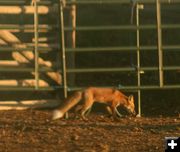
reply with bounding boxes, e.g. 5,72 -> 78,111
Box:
132,110 -> 136,117
126,106 -> 136,117
128,109 -> 136,117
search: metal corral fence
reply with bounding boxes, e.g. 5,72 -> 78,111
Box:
0,0 -> 179,115
59,0 -> 180,116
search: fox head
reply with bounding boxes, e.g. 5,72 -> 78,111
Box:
126,95 -> 136,116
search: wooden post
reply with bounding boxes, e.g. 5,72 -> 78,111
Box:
66,1 -> 76,86
70,4 -> 76,49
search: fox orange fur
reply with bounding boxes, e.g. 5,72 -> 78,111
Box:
52,87 -> 136,120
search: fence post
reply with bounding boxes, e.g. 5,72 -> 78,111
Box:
59,0 -> 68,118
34,0 -> 39,89
136,3 -> 144,117
156,0 -> 164,87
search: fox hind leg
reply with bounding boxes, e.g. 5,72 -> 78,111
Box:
80,101 -> 93,121
74,105 -> 82,119
74,104 -> 92,119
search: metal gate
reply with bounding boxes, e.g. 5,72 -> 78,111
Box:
0,0 -> 179,113
60,0 -> 180,116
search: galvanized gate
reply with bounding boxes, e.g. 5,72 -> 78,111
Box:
60,0 -> 180,116
0,0 -> 179,113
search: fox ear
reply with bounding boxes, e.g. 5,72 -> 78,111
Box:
128,95 -> 134,102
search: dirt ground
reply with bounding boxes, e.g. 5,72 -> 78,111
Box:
0,110 -> 179,152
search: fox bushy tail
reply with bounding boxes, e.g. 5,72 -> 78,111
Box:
52,91 -> 82,120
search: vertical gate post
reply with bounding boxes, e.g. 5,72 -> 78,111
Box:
59,0 -> 68,98
136,3 -> 144,117
156,0 -> 164,87
34,0 -> 39,89
59,0 -> 68,118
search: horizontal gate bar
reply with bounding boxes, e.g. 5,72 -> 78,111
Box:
0,86 -> 58,91
1,66 -> 177,73
163,45 -> 180,50
0,45 -> 178,53
67,67 -> 135,73
163,66 -> 180,70
66,0 -> 180,4
64,25 -> 156,31
67,85 -> 180,92
0,24 -> 178,31
66,45 -> 180,52
66,66 -> 180,73
12,0 -> 180,8
64,24 -> 180,31
118,85 -> 180,90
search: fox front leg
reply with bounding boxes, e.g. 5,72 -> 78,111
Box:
115,107 -> 123,118
106,106 -> 122,118
111,107 -> 120,120
85,108 -> 91,116
74,105 -> 81,119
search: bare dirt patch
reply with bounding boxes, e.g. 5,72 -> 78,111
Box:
0,110 -> 179,152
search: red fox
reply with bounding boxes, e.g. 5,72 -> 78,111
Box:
52,87 -> 136,120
